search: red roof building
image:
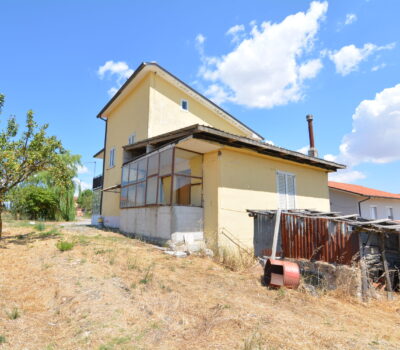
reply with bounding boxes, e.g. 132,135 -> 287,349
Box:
328,181 -> 400,200
328,181 -> 400,220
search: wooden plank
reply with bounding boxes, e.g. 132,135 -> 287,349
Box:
379,233 -> 394,300
358,232 -> 369,302
271,209 -> 281,259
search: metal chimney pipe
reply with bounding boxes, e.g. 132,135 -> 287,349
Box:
306,114 -> 318,157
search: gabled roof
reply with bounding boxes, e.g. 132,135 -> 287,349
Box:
329,181 -> 400,199
123,124 -> 345,171
96,62 -> 264,140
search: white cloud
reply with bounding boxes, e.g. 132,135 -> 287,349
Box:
77,165 -> 89,175
326,83 -> 400,183
328,43 -> 395,76
226,24 -> 245,43
339,84 -> 400,165
195,33 -> 206,45
73,178 -> 92,195
297,145 -> 309,154
328,170 -> 366,183
107,87 -> 119,97
197,1 -> 327,108
97,60 -> 134,96
371,63 -> 386,72
344,13 -> 357,25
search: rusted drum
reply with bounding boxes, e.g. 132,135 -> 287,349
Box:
264,259 -> 300,289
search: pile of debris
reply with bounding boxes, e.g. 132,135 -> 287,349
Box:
248,209 -> 400,300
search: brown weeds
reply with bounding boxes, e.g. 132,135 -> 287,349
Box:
0,220 -> 399,350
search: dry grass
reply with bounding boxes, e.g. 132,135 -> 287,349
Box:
0,220 -> 399,350
214,246 -> 257,272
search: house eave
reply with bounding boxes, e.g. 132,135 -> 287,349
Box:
123,124 -> 345,172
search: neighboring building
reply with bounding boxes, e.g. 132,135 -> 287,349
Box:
329,181 -> 400,220
92,62 -> 344,252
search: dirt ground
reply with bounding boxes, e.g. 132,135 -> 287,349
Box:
0,220 -> 399,350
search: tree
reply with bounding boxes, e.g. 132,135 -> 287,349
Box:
10,186 -> 59,220
77,189 -> 93,214
9,152 -> 81,221
0,94 -> 71,236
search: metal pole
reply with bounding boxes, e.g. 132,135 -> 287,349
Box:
271,209 -> 282,259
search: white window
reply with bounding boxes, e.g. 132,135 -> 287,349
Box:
276,171 -> 296,210
128,133 -> 136,145
387,207 -> 394,220
370,206 -> 378,220
181,99 -> 189,111
109,148 -> 115,168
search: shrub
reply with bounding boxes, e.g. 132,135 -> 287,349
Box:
6,307 -> 20,320
0,335 -> 6,344
56,240 -> 74,252
34,222 -> 46,231
10,186 -> 58,220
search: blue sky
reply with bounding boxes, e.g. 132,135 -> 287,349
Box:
1,0 -> 399,193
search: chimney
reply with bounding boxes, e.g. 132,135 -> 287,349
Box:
306,114 -> 318,157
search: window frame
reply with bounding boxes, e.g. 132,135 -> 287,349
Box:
109,147 -> 116,168
386,206 -> 394,220
128,133 -> 136,145
276,170 -> 296,210
119,145 -> 203,209
370,205 -> 378,220
181,99 -> 189,111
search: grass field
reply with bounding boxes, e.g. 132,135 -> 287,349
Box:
0,219 -> 399,350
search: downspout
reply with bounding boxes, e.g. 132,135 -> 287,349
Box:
358,196 -> 371,217
99,116 -> 107,216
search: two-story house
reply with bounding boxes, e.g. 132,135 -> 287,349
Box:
92,62 -> 344,252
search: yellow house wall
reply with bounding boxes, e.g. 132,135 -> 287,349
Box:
202,151 -> 220,250
102,74 -> 151,218
216,148 -> 330,250
148,73 -> 250,138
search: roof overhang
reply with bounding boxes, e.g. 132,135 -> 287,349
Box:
329,186 -> 400,200
93,148 -> 104,159
96,62 -> 263,141
123,124 -> 345,172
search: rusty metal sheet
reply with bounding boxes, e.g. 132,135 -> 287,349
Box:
280,213 -> 360,264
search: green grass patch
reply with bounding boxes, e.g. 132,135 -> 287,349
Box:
34,222 -> 46,231
98,336 -> 131,350
139,265 -> 153,285
0,335 -> 6,344
56,240 -> 74,252
38,228 -> 61,238
6,307 -> 20,320
94,248 -> 113,255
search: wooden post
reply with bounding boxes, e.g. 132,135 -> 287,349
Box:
271,209 -> 281,259
358,232 -> 369,302
379,233 -> 393,300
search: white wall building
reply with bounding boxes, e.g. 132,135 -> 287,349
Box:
329,181 -> 400,220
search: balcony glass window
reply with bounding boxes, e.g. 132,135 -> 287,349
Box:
120,146 -> 202,208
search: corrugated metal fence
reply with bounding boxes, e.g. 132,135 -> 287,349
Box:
253,211 -> 359,264
280,212 -> 359,264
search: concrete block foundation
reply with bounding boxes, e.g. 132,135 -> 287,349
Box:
119,206 -> 204,251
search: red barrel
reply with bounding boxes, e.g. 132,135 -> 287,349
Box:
264,259 -> 300,289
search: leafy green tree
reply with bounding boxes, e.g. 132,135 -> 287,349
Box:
11,186 -> 59,220
29,153 -> 80,221
77,189 -> 93,214
0,94 -> 71,236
